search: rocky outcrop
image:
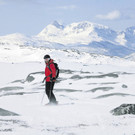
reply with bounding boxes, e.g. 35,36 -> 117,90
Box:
111,104 -> 135,115
0,108 -> 19,116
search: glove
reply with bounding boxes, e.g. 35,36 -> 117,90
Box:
49,74 -> 52,78
50,77 -> 56,82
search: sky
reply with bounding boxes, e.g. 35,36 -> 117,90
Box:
0,0 -> 135,36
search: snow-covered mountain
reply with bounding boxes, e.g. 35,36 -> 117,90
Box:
0,33 -> 30,45
38,21 -> 119,45
124,26 -> 135,48
0,21 -> 135,57
38,21 -> 135,46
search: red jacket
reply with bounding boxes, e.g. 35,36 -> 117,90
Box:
45,59 -> 56,82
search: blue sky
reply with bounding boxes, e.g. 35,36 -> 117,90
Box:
0,0 -> 135,36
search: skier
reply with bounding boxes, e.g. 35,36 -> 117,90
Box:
42,54 -> 58,105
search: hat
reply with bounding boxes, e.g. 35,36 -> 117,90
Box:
43,55 -> 50,59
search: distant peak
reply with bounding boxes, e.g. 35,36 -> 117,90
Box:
126,26 -> 135,31
51,21 -> 64,29
125,26 -> 135,35
69,21 -> 109,29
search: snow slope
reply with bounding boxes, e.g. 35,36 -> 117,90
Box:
0,44 -> 135,135
125,53 -> 135,61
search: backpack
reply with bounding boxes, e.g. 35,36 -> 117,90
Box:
48,62 -> 59,79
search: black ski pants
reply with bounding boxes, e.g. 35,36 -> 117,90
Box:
45,81 -> 57,103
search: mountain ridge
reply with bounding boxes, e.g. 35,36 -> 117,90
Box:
0,21 -> 135,58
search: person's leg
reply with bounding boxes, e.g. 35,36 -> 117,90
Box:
50,82 -> 57,103
45,82 -> 51,101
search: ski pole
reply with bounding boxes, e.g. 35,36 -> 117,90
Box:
41,76 -> 47,105
41,92 -> 45,105
49,80 -> 52,102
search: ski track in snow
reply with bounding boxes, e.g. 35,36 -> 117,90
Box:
0,45 -> 135,135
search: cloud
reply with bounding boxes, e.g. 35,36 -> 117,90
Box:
57,5 -> 77,10
96,10 -> 121,20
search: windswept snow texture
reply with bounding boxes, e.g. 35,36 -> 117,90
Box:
0,44 -> 135,135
